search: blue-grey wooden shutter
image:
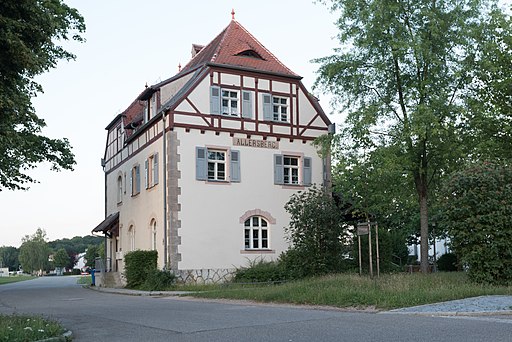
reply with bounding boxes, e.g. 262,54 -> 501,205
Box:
242,91 -> 252,119
262,93 -> 272,121
135,165 -> 141,193
196,147 -> 207,180
303,157 -> 312,186
144,159 -> 149,189
153,153 -> 159,186
274,154 -> 284,184
210,86 -> 220,115
230,150 -> 241,182
130,169 -> 133,195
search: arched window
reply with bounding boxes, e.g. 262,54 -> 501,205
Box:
117,175 -> 123,203
244,216 -> 269,250
128,225 -> 135,251
150,219 -> 157,251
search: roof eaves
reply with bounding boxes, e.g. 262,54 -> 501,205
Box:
105,114 -> 125,130
207,62 -> 303,80
124,66 -> 209,145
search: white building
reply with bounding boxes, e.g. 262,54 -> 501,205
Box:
92,17 -> 332,284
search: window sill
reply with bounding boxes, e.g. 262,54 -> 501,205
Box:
204,180 -> 231,185
279,184 -> 305,190
240,249 -> 275,254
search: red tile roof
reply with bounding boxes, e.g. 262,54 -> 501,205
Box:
181,20 -> 299,78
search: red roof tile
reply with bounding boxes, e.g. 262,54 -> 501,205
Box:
181,20 -> 299,78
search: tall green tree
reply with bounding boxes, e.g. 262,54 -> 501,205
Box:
464,8 -> 512,161
0,0 -> 85,190
0,246 -> 19,271
52,248 -> 70,269
19,228 -> 51,274
314,0 -> 508,272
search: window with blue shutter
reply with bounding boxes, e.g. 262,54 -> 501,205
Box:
153,153 -> 159,185
303,157 -> 312,186
242,91 -> 253,119
144,159 -> 149,189
135,165 -> 141,194
196,147 -> 207,180
274,154 -> 284,184
262,93 -> 272,121
210,86 -> 220,115
230,150 -> 241,182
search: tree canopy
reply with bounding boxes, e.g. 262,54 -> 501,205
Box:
18,228 -> 50,274
315,0 -> 511,272
0,246 -> 19,271
0,0 -> 85,190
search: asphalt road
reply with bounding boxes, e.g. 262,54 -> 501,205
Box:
0,276 -> 511,342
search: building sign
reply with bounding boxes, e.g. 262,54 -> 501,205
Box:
357,223 -> 369,236
233,137 -> 279,149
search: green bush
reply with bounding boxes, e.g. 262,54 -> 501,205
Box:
233,259 -> 287,283
141,269 -> 175,291
440,162 -> 512,285
284,187 -> 349,277
437,253 -> 458,272
124,250 -> 157,288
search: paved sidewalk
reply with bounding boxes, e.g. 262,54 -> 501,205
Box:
387,295 -> 512,316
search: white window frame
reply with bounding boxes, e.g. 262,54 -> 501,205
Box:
272,96 -> 288,122
221,89 -> 239,116
150,220 -> 157,251
145,153 -> 159,189
117,175 -> 123,204
244,216 -> 269,250
283,156 -> 300,185
207,149 -> 226,181
131,164 -> 141,196
129,225 -> 135,251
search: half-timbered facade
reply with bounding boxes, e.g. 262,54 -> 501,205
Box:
93,17 -> 332,284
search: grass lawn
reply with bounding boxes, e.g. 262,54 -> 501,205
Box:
77,275 -> 92,285
0,314 -> 67,342
185,272 -> 512,310
0,276 -> 34,285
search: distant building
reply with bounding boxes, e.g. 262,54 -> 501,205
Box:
92,15 -> 332,284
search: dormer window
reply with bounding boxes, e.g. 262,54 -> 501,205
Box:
236,49 -> 264,60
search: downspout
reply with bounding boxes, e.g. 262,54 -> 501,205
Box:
162,110 -> 168,270
101,158 -> 108,270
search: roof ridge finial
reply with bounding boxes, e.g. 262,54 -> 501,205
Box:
178,62 -> 182,72
231,8 -> 235,20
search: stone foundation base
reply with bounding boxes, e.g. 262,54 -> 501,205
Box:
175,268 -> 236,284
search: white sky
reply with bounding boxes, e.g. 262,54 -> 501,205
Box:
0,0 -> 340,247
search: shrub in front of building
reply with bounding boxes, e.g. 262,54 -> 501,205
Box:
437,253 -> 458,272
440,162 -> 512,285
124,250 -> 157,288
140,269 -> 175,291
233,259 -> 288,283
283,187 -> 349,278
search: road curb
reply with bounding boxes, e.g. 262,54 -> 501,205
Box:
381,310 -> 512,317
36,330 -> 72,342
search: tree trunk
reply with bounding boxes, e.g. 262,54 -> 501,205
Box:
419,191 -> 429,273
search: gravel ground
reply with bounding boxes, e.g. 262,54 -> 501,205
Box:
387,296 -> 512,316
